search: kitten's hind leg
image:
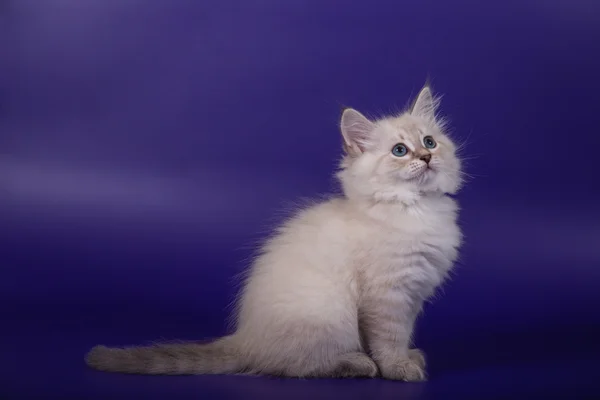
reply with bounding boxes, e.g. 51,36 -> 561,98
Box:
329,352 -> 379,378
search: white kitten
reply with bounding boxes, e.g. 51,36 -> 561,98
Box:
86,85 -> 463,381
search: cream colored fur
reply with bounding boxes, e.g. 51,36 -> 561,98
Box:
86,85 -> 463,381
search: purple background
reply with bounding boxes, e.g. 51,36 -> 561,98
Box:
1,0 -> 600,399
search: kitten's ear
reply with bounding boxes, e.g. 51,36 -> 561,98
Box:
340,108 -> 375,157
410,85 -> 439,119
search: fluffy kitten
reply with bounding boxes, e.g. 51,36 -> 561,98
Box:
85,85 -> 463,381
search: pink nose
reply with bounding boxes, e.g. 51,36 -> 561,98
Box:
420,154 -> 431,164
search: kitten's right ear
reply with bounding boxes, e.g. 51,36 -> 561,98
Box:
340,108 -> 375,157
410,85 -> 439,120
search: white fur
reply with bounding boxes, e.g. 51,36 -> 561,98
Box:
86,86 -> 464,381
231,86 -> 463,379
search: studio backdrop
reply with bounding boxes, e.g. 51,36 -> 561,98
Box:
1,1 -> 599,399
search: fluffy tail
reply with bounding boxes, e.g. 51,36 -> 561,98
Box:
85,336 -> 242,375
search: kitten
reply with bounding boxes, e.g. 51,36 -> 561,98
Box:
85,85 -> 463,381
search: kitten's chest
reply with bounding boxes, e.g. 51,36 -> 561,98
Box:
358,204 -> 461,297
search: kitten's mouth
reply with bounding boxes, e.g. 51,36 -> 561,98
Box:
407,170 -> 427,182
409,168 -> 434,183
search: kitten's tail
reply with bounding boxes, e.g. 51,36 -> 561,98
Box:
85,335 -> 243,375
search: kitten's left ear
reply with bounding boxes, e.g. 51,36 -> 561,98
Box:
410,85 -> 439,120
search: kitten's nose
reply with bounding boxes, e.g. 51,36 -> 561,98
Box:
420,154 -> 432,164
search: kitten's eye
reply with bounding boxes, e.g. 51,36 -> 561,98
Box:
391,143 -> 408,157
423,136 -> 437,149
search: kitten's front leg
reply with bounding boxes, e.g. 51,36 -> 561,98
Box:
360,297 -> 426,382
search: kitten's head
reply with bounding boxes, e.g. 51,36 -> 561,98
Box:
337,86 -> 462,204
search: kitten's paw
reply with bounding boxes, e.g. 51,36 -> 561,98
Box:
380,358 -> 427,382
332,352 -> 379,378
408,348 -> 426,369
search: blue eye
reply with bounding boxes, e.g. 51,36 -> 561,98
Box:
423,136 -> 437,149
391,143 -> 408,157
